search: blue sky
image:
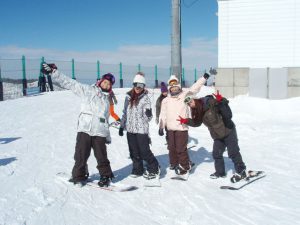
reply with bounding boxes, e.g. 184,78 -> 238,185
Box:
0,0 -> 218,69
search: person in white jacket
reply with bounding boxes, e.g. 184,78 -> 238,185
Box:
41,63 -> 115,187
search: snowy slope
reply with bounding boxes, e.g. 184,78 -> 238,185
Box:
0,87 -> 300,225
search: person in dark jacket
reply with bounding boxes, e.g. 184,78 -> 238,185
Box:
119,72 -> 160,179
177,90 -> 247,182
155,82 -> 168,141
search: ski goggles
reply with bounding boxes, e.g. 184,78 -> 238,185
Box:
133,83 -> 145,89
184,96 -> 193,104
168,80 -> 179,86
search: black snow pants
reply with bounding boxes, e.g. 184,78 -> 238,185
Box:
72,132 -> 113,181
212,127 -> 246,175
126,132 -> 159,175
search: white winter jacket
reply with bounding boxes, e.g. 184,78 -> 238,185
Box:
52,71 -> 111,142
120,89 -> 152,134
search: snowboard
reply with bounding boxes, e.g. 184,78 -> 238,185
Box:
220,170 -> 266,190
56,172 -> 138,192
143,176 -> 161,187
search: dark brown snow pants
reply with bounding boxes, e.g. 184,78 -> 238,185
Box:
71,132 -> 113,181
167,130 -> 190,170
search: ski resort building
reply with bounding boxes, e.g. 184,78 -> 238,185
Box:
216,0 -> 300,99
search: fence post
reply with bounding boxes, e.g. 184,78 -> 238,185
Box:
97,60 -> 100,80
119,62 -> 123,88
0,64 -> 3,101
182,67 -> 185,87
22,55 -> 27,96
194,68 -> 197,83
155,65 -> 158,88
72,58 -> 76,80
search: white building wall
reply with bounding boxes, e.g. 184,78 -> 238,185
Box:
218,0 -> 300,68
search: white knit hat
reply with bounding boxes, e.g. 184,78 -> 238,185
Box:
133,72 -> 146,85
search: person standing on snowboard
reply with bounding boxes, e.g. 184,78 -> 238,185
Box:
178,91 -> 247,183
119,72 -> 160,179
41,63 -> 115,187
158,73 -> 209,176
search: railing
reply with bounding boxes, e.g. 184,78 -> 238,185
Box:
0,56 -> 207,101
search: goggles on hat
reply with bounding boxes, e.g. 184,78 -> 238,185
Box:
133,83 -> 145,89
184,96 -> 193,104
169,80 -> 178,86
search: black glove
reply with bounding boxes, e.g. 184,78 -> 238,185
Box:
105,139 -> 111,144
41,63 -> 57,75
145,108 -> 152,118
119,128 -> 124,136
203,73 -> 210,80
158,128 -> 164,136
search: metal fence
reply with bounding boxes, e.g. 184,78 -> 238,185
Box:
0,56 -> 207,101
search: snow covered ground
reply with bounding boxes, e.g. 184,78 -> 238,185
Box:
0,86 -> 299,225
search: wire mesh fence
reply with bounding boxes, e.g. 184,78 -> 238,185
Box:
0,56 -> 207,101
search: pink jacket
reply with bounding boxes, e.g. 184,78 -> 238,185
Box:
159,77 -> 206,131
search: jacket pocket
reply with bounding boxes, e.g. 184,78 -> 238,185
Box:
77,113 -> 92,131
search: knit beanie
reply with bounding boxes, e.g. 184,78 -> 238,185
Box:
160,82 -> 168,93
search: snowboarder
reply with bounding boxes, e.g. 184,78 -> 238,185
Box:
178,90 -> 247,182
158,73 -> 208,176
119,72 -> 160,179
41,63 -> 115,187
155,82 -> 168,141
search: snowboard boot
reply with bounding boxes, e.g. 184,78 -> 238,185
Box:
98,176 -> 111,187
209,172 -> 227,179
175,162 -> 194,176
169,164 -> 177,170
143,167 -> 160,180
230,170 -> 247,183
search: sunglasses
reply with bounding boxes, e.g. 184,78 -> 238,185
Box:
184,96 -> 193,104
133,83 -> 145,89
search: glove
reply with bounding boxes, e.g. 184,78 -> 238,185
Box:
158,128 -> 164,136
176,116 -> 188,125
145,108 -> 152,118
41,63 -> 57,75
105,139 -> 111,145
119,128 -> 124,136
203,72 -> 210,80
212,90 -> 223,102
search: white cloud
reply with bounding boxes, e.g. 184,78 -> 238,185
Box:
0,38 -> 217,70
